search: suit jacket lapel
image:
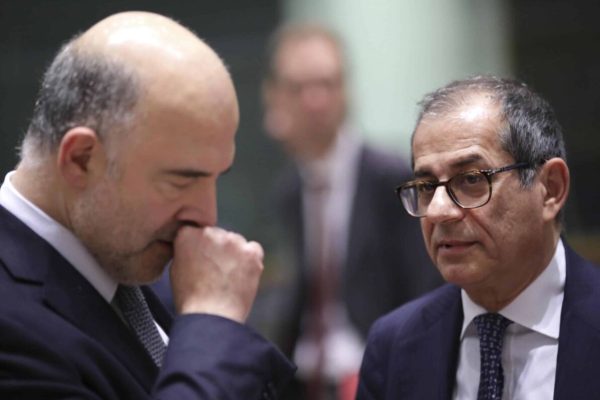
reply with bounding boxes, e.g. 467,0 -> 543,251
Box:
391,286 -> 463,399
280,165 -> 304,266
0,206 -> 159,391
554,245 -> 600,399
43,259 -> 159,388
345,145 -> 369,276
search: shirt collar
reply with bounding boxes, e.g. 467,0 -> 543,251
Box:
460,239 -> 566,339
0,171 -> 118,302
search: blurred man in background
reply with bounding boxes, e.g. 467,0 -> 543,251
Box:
261,23 -> 441,400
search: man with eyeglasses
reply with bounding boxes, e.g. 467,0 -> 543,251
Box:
357,75 -> 600,399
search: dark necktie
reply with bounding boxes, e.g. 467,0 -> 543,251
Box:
114,285 -> 166,367
473,313 -> 512,400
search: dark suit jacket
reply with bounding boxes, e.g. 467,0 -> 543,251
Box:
270,144 -> 442,357
0,205 -> 294,399
357,245 -> 600,399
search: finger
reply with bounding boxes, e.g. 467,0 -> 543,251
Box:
245,241 -> 264,260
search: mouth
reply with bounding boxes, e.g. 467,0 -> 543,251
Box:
436,240 -> 477,254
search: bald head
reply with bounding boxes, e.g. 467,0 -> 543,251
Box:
78,12 -> 234,112
14,12 -> 241,284
22,11 -> 237,163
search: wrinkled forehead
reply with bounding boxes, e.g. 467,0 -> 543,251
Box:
411,100 -> 510,176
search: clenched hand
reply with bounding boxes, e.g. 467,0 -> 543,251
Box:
169,225 -> 264,323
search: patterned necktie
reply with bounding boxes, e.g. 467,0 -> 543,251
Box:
114,285 -> 166,367
473,313 -> 512,400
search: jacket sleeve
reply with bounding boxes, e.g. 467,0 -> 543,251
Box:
154,314 -> 296,400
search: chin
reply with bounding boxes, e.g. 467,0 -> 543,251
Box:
139,262 -> 169,285
135,245 -> 173,283
437,262 -> 482,287
119,269 -> 163,286
114,258 -> 169,285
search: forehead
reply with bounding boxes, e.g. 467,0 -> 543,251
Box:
274,35 -> 342,79
114,80 -> 238,174
412,98 -> 512,176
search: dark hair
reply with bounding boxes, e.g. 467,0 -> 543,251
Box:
414,75 -> 566,186
22,36 -> 139,158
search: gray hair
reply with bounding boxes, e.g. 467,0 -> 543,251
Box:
413,75 -> 567,224
21,35 -> 140,161
413,75 -> 566,186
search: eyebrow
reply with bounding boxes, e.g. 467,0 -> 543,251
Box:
414,154 -> 484,178
163,166 -> 233,179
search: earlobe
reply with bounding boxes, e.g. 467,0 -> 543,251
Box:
540,157 -> 570,222
57,127 -> 101,189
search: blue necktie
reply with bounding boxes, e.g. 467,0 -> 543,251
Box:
115,285 -> 166,367
473,313 -> 512,400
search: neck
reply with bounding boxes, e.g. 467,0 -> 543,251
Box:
466,231 -> 561,312
12,161 -> 71,229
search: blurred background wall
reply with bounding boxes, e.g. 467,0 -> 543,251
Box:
1,0 -> 599,260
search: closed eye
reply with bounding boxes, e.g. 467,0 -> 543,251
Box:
168,177 -> 195,189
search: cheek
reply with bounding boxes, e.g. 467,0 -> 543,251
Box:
477,191 -> 540,257
108,189 -> 165,237
420,220 -> 434,251
131,197 -> 178,231
122,178 -> 176,216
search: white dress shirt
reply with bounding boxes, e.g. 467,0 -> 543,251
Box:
0,171 -> 168,343
454,239 -> 566,400
293,126 -> 365,382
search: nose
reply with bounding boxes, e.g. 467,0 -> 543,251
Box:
175,180 -> 218,227
300,84 -> 331,112
425,185 -> 463,223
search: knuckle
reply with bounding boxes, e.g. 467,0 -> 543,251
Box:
247,241 -> 264,259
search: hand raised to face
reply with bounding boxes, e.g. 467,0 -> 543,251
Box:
169,225 -> 264,323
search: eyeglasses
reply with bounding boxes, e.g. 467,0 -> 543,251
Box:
395,162 -> 531,217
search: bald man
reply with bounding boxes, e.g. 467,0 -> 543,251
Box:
0,11 -> 294,399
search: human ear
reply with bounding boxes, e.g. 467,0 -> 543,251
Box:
57,127 -> 101,189
539,157 -> 570,222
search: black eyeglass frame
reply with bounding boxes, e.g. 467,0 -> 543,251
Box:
395,162 -> 532,217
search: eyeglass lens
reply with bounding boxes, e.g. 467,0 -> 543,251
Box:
400,171 -> 491,216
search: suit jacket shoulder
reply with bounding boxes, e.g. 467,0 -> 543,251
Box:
357,284 -> 462,399
358,244 -> 600,400
358,144 -> 412,182
554,244 -> 600,399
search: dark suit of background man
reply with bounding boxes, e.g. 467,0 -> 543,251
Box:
357,75 -> 600,399
0,11 -> 294,399
260,23 -> 441,400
